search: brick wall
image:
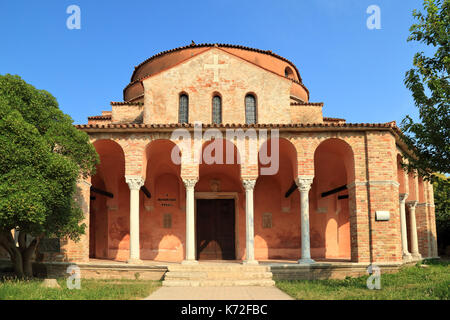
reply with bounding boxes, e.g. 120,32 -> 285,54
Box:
142,48 -> 293,125
290,105 -> 323,124
112,104 -> 143,124
61,179 -> 91,262
364,132 -> 402,262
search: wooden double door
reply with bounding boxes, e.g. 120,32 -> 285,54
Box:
196,199 -> 236,260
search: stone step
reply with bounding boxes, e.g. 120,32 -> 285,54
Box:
163,279 -> 276,287
167,265 -> 270,272
163,263 -> 275,286
164,271 -> 273,280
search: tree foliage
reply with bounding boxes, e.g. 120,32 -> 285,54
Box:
401,0 -> 449,179
433,173 -> 450,254
0,74 -> 98,277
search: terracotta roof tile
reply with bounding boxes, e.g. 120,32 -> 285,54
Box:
77,122 -> 399,131
131,43 -> 304,83
290,102 -> 324,107
87,115 -> 112,120
323,117 -> 346,122
124,49 -> 310,102
111,101 -> 144,106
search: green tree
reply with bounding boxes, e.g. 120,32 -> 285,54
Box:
0,74 -> 98,277
401,0 -> 449,179
433,174 -> 450,254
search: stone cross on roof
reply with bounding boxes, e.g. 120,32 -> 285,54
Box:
204,54 -> 228,82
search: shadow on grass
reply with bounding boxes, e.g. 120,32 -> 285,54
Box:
0,278 -> 162,300
276,260 -> 449,300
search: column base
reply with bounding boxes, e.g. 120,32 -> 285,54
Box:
412,253 -> 422,261
242,260 -> 259,265
181,260 -> 199,265
402,253 -> 413,262
298,258 -> 315,265
127,258 -> 144,265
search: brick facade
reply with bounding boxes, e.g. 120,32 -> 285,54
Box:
41,44 -> 439,265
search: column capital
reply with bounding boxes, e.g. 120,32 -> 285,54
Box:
242,179 -> 257,191
295,176 -> 314,192
406,200 -> 418,210
125,175 -> 145,190
399,193 -> 409,202
183,178 -> 198,189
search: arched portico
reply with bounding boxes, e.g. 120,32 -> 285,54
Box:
90,140 -> 127,260
195,139 -> 243,261
80,130 -> 435,267
141,139 -> 184,262
312,138 -> 354,261
256,138 -> 301,260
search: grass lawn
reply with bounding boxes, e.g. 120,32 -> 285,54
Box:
276,259 -> 449,300
0,278 -> 161,300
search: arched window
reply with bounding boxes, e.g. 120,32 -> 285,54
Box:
212,95 -> 222,124
245,94 -> 257,124
179,94 -> 189,123
285,67 -> 294,79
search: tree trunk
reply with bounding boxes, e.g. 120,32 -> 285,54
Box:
11,246 -> 25,278
22,239 -> 39,278
0,230 -> 39,279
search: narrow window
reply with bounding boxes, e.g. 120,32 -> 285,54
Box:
245,94 -> 257,124
163,213 -> 172,229
262,212 -> 272,228
212,95 -> 222,124
179,94 -> 189,123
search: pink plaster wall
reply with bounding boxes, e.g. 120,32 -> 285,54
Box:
89,137 -> 352,262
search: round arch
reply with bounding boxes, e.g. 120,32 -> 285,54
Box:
143,139 -> 182,179
312,138 -> 355,260
313,138 -> 355,184
141,139 -> 184,262
396,154 -> 407,194
198,138 -> 242,183
258,137 -> 298,179
254,137 -> 301,260
90,140 -> 126,260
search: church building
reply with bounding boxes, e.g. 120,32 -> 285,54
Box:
59,43 -> 438,268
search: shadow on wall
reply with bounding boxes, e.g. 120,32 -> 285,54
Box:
255,138 -> 301,260
137,140 -> 185,262
311,138 -> 353,261
89,139 -> 127,261
140,173 -> 184,261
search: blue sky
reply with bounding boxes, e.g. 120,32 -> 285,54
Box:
0,0 -> 429,125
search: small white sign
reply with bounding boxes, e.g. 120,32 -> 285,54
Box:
375,211 -> 390,221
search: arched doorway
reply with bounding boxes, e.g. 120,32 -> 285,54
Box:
196,139 -> 242,260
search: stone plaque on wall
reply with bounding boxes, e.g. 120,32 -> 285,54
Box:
38,238 -> 61,253
158,193 -> 176,207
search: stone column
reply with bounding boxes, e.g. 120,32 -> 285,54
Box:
296,176 -> 315,264
182,178 -> 198,264
406,200 -> 422,260
125,176 -> 144,264
243,179 -> 258,265
399,193 -> 412,261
